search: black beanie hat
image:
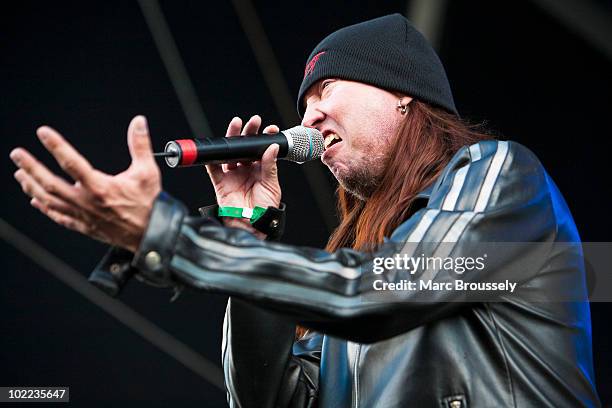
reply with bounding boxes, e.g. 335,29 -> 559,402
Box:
297,14 -> 458,117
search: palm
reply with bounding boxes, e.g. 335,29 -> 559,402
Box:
213,161 -> 279,208
205,115 -> 281,210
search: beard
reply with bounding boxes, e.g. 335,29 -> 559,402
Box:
335,151 -> 388,201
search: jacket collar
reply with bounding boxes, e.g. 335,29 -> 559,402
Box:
385,182 -> 436,243
415,182 -> 435,201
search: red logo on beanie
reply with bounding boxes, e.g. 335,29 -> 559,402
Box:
304,51 -> 326,78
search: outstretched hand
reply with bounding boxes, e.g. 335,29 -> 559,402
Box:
10,116 -> 161,252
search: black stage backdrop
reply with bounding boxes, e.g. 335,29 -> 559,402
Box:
1,1 -> 611,406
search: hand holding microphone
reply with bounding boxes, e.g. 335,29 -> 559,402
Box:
154,121 -> 324,167
201,115 -> 308,239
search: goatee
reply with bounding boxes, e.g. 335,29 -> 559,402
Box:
339,168 -> 384,201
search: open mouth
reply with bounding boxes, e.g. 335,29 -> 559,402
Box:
324,133 -> 343,150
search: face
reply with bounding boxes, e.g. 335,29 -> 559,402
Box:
302,79 -> 409,200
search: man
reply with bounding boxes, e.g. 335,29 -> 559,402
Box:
10,14 -> 600,407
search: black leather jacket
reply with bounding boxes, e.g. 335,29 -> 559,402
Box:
99,140 -> 600,407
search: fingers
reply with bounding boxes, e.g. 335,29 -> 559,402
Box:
219,115 -> 276,171
225,116 -> 242,137
13,168 -> 79,216
263,124 -> 280,134
227,115 -> 261,170
241,115 -> 261,136
10,147 -> 81,206
205,163 -> 224,185
236,115 -> 262,167
206,116 -> 242,178
11,151 -> 90,234
35,126 -> 104,190
261,143 -> 280,179
12,162 -> 91,235
224,117 -> 243,171
263,125 -> 280,168
127,115 -> 155,168
31,198 -> 91,236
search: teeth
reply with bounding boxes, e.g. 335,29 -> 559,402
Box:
324,133 -> 341,149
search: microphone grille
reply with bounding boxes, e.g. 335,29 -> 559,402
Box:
282,126 -> 324,163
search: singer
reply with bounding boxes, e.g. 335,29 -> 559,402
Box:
10,14 -> 600,407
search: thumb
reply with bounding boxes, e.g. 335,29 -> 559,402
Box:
261,143 -> 279,179
127,115 -> 154,165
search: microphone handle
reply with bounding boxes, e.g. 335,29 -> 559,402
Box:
164,133 -> 289,168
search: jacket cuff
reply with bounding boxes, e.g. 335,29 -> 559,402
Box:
89,246 -> 137,297
132,191 -> 188,286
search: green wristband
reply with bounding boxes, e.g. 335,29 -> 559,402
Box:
218,206 -> 267,224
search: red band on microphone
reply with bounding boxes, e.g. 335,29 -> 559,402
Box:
176,139 -> 197,166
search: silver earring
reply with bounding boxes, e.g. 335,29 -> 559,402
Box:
397,99 -> 408,115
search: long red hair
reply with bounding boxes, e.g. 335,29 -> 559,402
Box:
295,100 -> 494,339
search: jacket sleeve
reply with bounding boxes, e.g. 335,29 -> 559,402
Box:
222,298 -> 321,408
132,140 -> 558,343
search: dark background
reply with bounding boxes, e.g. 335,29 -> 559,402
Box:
1,1 -> 611,406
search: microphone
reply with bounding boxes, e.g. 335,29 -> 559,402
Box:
154,126 -> 324,168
